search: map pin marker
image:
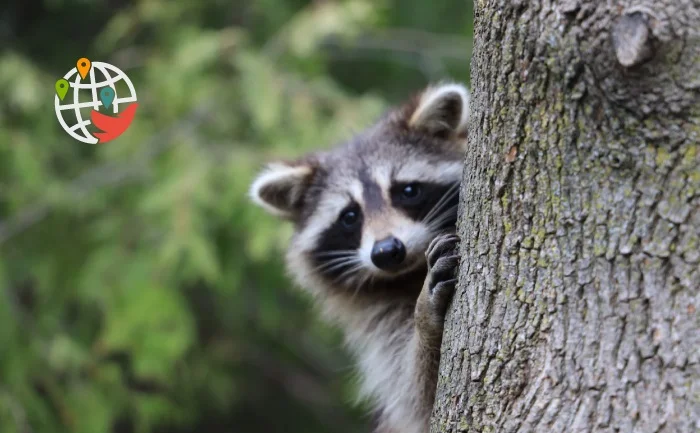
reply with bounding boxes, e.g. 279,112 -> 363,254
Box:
77,58 -> 91,79
100,87 -> 115,110
55,79 -> 69,100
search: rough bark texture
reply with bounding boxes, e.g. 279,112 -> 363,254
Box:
431,1 -> 699,432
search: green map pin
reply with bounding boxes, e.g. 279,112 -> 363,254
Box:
55,79 -> 69,100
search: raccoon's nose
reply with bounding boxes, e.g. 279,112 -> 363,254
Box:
371,236 -> 406,270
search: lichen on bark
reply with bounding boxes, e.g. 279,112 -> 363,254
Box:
431,1 -> 700,432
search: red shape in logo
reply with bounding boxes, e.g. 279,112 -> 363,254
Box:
90,103 -> 138,143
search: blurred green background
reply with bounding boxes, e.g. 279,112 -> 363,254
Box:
0,1 -> 472,432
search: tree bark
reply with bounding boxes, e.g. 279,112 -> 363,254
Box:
431,1 -> 699,432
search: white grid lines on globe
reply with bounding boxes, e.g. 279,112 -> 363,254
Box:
71,73 -> 93,142
98,65 -> 119,113
54,62 -> 138,144
54,67 -> 95,144
89,65 -> 99,111
58,101 -> 114,110
69,121 -> 91,132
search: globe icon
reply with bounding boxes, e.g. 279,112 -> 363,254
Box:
54,61 -> 137,144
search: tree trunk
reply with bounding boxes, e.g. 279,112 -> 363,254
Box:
431,1 -> 700,432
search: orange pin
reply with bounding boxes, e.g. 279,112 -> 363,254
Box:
76,58 -> 91,79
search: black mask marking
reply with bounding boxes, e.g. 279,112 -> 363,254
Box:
311,202 -> 364,281
391,181 -> 459,230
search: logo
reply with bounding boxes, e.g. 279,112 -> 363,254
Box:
55,57 -> 138,144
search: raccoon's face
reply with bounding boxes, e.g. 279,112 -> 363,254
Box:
250,83 -> 469,296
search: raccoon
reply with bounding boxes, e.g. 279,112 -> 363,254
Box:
249,83 -> 470,433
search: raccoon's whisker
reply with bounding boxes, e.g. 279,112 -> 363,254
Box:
316,256 -> 357,267
431,184 -> 459,220
422,183 -> 459,225
433,186 -> 459,215
331,261 -> 362,277
315,257 -> 363,274
326,262 -> 362,272
317,261 -> 352,274
352,272 -> 372,301
351,281 -> 363,301
314,250 -> 357,258
425,203 -> 458,228
358,271 -> 370,288
426,204 -> 459,232
313,256 -> 357,267
333,262 -> 365,285
424,197 -> 458,228
429,183 -> 458,212
364,273 -> 376,292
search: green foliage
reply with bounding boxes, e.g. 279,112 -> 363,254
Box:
0,1 -> 472,432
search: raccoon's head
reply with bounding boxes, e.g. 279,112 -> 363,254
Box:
250,83 -> 469,297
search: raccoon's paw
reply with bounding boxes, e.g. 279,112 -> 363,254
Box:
425,234 -> 460,316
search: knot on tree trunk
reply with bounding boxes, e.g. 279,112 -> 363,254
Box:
612,9 -> 655,68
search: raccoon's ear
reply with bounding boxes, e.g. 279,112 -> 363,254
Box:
406,83 -> 470,138
249,161 -> 315,219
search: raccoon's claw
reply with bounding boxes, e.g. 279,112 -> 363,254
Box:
425,234 -> 460,315
426,234 -> 459,268
429,255 -> 459,293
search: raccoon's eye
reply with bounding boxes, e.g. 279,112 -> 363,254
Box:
391,182 -> 425,209
401,183 -> 421,199
339,208 -> 361,229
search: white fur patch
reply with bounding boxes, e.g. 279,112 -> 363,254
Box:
395,160 -> 463,184
249,163 -> 313,218
348,179 -> 365,205
409,83 -> 470,135
371,164 -> 393,199
345,305 -> 430,433
358,234 -> 375,269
